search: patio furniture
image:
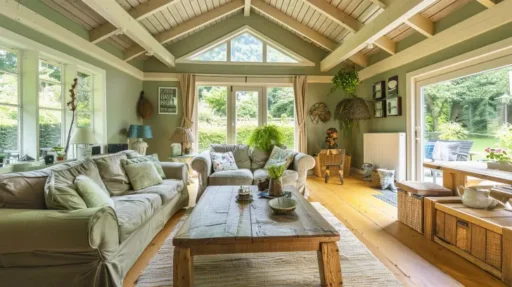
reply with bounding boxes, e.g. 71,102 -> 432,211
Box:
425,140 -> 474,182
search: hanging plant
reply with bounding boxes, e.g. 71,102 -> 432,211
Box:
329,69 -> 360,96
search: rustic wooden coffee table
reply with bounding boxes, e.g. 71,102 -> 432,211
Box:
173,185 -> 341,287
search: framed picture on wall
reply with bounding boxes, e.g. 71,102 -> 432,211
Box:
158,87 -> 178,114
373,81 -> 385,99
387,75 -> 399,97
374,100 -> 386,118
386,97 -> 402,116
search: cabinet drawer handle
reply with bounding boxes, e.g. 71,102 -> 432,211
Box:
457,219 -> 469,228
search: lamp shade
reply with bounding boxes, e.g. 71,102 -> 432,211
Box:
170,127 -> 194,144
70,127 -> 96,144
127,125 -> 153,139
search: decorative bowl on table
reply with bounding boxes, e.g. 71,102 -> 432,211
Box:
269,197 -> 297,215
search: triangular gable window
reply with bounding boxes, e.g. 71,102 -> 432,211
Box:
177,26 -> 314,66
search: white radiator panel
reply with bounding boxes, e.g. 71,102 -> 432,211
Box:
363,133 -> 406,181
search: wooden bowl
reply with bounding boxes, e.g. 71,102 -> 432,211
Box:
269,198 -> 297,215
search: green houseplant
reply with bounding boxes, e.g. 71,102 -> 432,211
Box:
247,124 -> 284,152
267,164 -> 286,197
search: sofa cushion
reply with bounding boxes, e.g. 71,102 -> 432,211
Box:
211,151 -> 238,172
45,160 -> 106,210
124,179 -> 183,204
264,146 -> 296,169
0,170 -> 49,209
253,169 -> 298,186
122,154 -> 166,179
208,169 -> 253,186
112,193 -> 162,242
250,147 -> 271,170
75,175 -> 114,208
210,144 -> 251,169
93,153 -> 131,195
122,161 -> 163,191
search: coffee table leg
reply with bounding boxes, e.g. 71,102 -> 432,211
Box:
317,242 -> 342,287
173,247 -> 194,287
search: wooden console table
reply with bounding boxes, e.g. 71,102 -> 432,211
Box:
423,161 -> 512,194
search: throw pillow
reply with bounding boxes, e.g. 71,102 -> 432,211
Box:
75,175 -> 114,208
44,160 -> 106,210
377,168 -> 397,192
122,160 -> 163,191
211,151 -> 238,172
122,154 -> 166,179
93,153 -> 131,195
264,146 -> 295,169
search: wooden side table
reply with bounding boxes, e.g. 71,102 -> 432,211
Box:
168,153 -> 197,184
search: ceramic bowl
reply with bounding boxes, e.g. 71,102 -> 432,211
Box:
269,198 -> 297,215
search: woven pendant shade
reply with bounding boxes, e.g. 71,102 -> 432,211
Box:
334,97 -> 371,121
137,91 -> 153,119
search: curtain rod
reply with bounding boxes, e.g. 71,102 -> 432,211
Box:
192,74 -> 302,79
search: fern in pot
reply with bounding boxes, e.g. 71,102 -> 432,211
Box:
267,164 -> 286,197
247,124 -> 284,152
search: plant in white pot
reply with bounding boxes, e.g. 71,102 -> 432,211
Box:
485,148 -> 512,172
267,164 -> 286,197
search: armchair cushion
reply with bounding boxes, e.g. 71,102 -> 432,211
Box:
253,169 -> 298,185
208,169 -> 253,186
112,193 -> 162,242
210,144 -> 251,169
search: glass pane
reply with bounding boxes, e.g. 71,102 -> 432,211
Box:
421,65 -> 512,183
0,49 -> 18,74
0,105 -> 19,151
192,43 -> 227,62
39,61 -> 62,83
76,89 -> 90,111
197,86 -> 228,151
77,111 -> 92,128
267,45 -> 298,63
267,87 -> 295,149
236,91 -> 258,144
77,72 -> 92,91
39,81 -> 62,109
231,33 -> 263,62
39,109 -> 62,149
0,72 -> 18,104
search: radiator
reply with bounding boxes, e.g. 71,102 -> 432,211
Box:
363,133 -> 406,181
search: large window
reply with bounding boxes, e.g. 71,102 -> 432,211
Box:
196,85 -> 296,151
76,71 -> 93,128
0,47 -> 19,153
38,60 -> 64,149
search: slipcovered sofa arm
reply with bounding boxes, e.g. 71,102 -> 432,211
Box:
0,207 -> 119,255
292,153 -> 315,196
191,151 -> 212,202
160,162 -> 188,185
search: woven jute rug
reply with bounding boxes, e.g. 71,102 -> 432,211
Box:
136,202 -> 401,287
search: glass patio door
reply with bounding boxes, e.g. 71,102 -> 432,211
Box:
230,87 -> 264,144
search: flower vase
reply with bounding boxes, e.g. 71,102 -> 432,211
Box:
269,177 -> 284,197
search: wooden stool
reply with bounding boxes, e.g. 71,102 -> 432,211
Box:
319,149 -> 345,185
397,181 -> 452,234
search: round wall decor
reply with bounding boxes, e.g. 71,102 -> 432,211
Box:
309,102 -> 331,124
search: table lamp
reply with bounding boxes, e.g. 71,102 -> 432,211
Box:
71,127 -> 97,160
170,127 -> 194,155
128,125 -> 153,155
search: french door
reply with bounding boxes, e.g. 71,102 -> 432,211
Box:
229,87 -> 264,144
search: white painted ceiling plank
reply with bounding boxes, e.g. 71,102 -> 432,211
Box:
303,0 -> 362,33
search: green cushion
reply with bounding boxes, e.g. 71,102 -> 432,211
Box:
122,160 -> 163,191
264,146 -> 296,169
123,154 -> 166,179
44,160 -> 106,210
75,175 -> 114,208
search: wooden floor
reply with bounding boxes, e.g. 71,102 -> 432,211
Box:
124,176 -> 506,287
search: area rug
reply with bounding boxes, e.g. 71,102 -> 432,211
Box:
135,202 -> 401,287
372,189 -> 398,207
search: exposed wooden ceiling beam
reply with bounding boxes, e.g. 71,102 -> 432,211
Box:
82,0 -> 175,67
476,0 -> 496,8
405,14 -> 434,38
374,36 -> 396,55
302,0 -> 362,33
349,52 -> 368,67
359,0 -> 512,81
367,0 -> 391,9
124,0 -> 244,61
244,0 -> 251,16
320,0 -> 436,72
89,0 -> 179,43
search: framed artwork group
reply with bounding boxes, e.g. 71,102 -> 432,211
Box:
372,75 -> 402,118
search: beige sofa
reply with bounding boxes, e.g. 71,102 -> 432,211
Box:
191,144 -> 315,200
0,151 -> 189,287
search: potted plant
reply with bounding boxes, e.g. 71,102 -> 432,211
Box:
485,148 -> 512,172
267,164 -> 286,197
52,146 -> 65,161
247,124 -> 284,153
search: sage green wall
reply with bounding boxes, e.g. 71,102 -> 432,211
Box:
0,14 -> 143,144
143,13 -> 343,75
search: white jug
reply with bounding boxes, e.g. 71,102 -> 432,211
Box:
457,186 -> 500,209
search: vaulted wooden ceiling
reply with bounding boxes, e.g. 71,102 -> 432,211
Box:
39,0 -> 497,69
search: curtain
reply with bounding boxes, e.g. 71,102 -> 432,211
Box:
179,73 -> 196,129
294,75 -> 308,153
